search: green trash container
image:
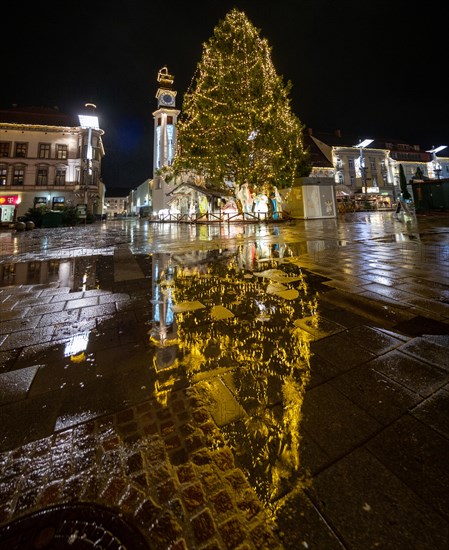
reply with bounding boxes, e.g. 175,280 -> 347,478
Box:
42,211 -> 64,228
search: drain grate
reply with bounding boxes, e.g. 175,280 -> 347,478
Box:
0,503 -> 149,549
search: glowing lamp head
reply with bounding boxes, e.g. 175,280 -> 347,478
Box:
78,114 -> 99,129
354,139 -> 374,148
426,145 -> 447,155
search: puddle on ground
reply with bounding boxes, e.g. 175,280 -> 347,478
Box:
0,240 -> 332,508
151,252 -> 322,505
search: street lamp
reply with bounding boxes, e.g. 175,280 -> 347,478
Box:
353,139 -> 374,193
426,145 -> 447,179
78,103 -> 99,212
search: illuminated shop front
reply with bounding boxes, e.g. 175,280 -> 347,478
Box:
0,194 -> 19,223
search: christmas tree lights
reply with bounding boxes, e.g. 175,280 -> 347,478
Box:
170,8 -> 311,197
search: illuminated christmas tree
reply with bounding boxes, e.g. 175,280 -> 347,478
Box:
170,8 -> 310,194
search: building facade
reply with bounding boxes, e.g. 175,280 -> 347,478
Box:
0,104 -> 105,224
104,188 -> 129,218
128,178 -> 153,217
306,129 -> 449,208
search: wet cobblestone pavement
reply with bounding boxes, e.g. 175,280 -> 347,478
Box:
0,212 -> 449,549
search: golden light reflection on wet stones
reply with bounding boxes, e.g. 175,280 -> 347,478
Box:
155,256 -> 316,508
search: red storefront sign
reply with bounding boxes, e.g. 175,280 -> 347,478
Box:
0,195 -> 19,205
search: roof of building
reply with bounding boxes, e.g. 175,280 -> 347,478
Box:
305,128 -> 435,163
303,133 -> 333,168
0,105 -> 80,127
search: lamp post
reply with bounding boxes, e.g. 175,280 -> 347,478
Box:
78,103 -> 99,214
353,139 -> 374,194
426,145 -> 447,179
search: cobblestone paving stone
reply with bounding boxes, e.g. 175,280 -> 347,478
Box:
1,214 -> 449,549
0,267 -> 282,549
0,388 -> 282,549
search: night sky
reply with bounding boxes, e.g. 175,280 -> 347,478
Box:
3,1 -> 447,189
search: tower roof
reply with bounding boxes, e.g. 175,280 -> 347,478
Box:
157,67 -> 174,89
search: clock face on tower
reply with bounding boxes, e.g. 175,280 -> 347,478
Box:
160,93 -> 175,106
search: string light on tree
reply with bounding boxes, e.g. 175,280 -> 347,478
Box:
168,8 -> 311,198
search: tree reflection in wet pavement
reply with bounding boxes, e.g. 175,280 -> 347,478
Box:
1,212 -> 449,549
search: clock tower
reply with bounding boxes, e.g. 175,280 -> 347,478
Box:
152,66 -> 180,215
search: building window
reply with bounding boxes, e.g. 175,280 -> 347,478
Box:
350,175 -> 355,185
34,197 -> 48,207
15,143 -> 28,158
13,167 -> 25,185
36,167 -> 49,186
0,166 -> 7,186
0,142 -> 10,157
38,143 -> 51,159
91,136 -> 100,161
55,168 -> 66,185
52,197 -> 65,210
56,144 -> 68,160
338,173 -> 344,184
348,159 -> 354,169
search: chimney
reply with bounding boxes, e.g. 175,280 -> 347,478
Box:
307,127 -> 313,135
335,129 -> 341,138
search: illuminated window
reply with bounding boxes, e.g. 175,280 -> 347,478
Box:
15,143 -> 28,158
52,197 -> 65,210
38,143 -> 51,159
34,197 -> 47,207
55,168 -> 66,185
156,125 -> 161,168
36,167 -> 48,186
13,166 -> 25,185
56,144 -> 68,160
0,166 -> 7,185
167,124 -> 174,164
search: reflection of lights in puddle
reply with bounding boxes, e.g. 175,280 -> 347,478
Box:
255,300 -> 271,322
167,257 -> 315,505
64,331 -> 90,358
55,411 -> 99,430
82,272 -> 88,291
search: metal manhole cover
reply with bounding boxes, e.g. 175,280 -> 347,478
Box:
0,503 -> 149,549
